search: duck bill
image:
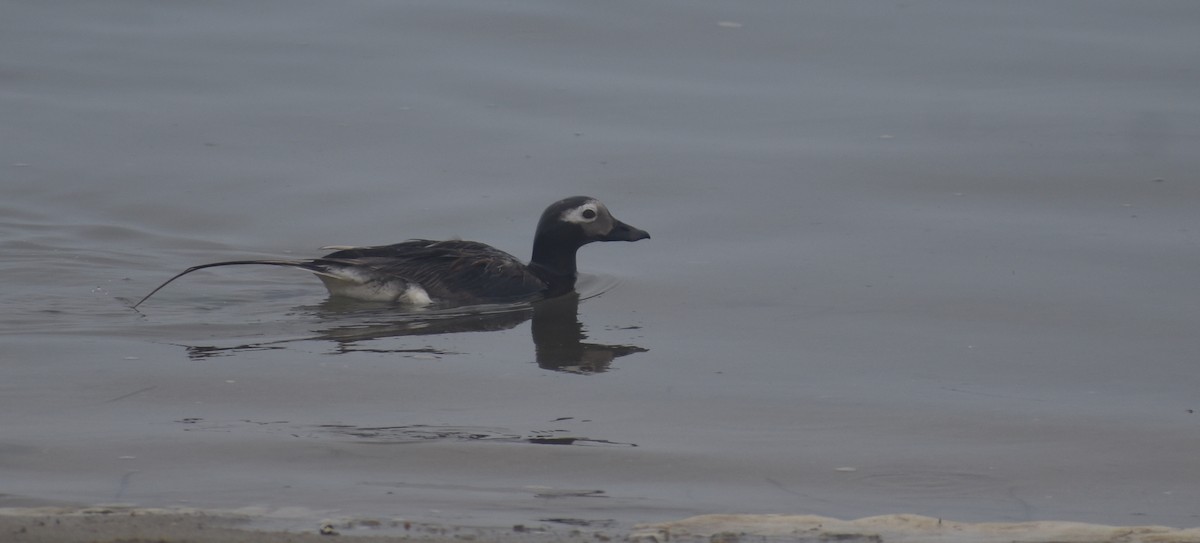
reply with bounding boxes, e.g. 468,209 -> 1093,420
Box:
604,219 -> 651,242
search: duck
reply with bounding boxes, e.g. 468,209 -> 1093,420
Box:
132,196 -> 649,309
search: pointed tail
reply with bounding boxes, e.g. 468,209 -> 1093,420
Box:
131,259 -> 320,309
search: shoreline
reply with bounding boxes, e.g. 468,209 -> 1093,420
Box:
4,506 -> 1200,543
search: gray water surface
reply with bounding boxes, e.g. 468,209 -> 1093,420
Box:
3,0 -> 1199,532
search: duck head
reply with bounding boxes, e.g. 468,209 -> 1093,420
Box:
530,196 -> 650,287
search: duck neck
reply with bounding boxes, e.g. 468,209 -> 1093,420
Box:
530,239 -> 580,295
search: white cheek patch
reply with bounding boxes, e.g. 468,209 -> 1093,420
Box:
560,202 -> 601,224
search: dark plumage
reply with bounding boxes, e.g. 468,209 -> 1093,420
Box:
132,196 -> 649,308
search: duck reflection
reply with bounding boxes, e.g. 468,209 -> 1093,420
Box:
182,292 -> 646,373
529,293 -> 647,373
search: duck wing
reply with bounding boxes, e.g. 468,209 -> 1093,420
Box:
317,239 -> 547,304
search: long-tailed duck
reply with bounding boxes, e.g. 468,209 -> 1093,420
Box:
132,196 -> 649,308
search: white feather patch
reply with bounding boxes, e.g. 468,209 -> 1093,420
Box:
315,268 -> 434,306
398,284 -> 433,306
560,200 -> 601,224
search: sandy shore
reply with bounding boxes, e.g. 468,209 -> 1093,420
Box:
635,514 -> 1200,543
0,506 -> 411,543
5,506 -> 1200,543
0,505 -> 631,543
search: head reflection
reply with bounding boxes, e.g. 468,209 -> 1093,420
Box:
182,293 -> 646,373
530,293 -> 647,373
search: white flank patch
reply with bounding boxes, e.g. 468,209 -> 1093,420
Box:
315,270 -> 434,306
397,284 -> 433,306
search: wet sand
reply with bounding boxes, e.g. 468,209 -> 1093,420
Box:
6,506 -> 1200,543
0,505 -> 582,543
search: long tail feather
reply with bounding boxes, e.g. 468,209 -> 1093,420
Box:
131,260 -> 318,309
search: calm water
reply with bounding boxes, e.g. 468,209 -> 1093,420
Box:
3,0 -> 1199,533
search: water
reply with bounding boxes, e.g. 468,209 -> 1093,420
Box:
3,0 -> 1199,533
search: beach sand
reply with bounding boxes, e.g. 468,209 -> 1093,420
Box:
5,506 -> 1200,543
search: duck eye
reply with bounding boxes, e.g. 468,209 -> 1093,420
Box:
582,208 -> 597,220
